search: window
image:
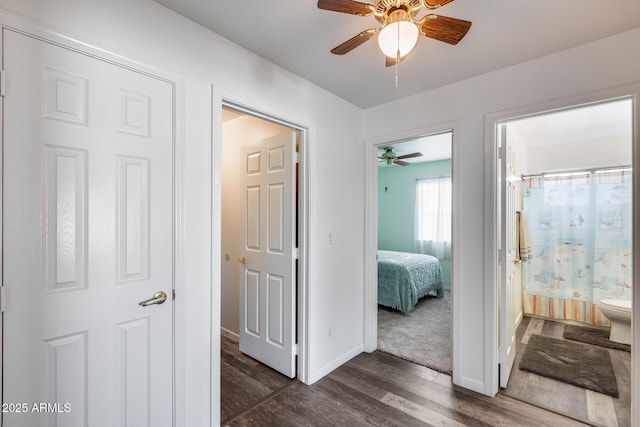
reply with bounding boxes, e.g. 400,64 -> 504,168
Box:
415,177 -> 451,246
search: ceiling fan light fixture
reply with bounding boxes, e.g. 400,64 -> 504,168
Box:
319,0 -> 472,61
377,10 -> 419,58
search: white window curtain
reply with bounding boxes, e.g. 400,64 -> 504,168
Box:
414,177 -> 452,259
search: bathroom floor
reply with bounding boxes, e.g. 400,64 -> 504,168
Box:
501,316 -> 631,427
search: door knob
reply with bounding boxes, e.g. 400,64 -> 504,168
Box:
512,258 -> 521,264
139,291 -> 167,307
239,255 -> 246,264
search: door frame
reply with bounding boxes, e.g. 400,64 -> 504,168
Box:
211,95 -> 310,415
363,121 -> 459,376
0,13 -> 187,425
484,83 -> 640,424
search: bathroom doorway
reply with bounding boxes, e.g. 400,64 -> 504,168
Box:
496,97 -> 633,426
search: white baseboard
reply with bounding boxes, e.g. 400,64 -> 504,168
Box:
454,374 -> 487,396
309,344 -> 364,385
221,327 -> 239,342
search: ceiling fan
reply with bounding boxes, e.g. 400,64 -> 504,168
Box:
318,0 -> 471,66
379,147 -> 423,166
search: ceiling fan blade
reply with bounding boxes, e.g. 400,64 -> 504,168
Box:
393,160 -> 410,166
421,14 -> 472,45
331,28 -> 377,55
317,0 -> 374,16
422,0 -> 455,8
385,54 -> 407,67
397,152 -> 423,160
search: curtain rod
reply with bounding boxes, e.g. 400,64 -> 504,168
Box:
521,165 -> 632,179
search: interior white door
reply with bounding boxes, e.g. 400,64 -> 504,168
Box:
499,125 -> 522,388
2,29 -> 174,426
239,132 -> 297,378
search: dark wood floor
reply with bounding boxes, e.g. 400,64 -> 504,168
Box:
220,335 -> 296,424
501,316 -> 631,427
221,335 -> 588,426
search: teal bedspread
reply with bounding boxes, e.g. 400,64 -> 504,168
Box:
378,250 -> 444,315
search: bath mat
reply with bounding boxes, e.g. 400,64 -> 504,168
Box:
519,334 -> 619,398
563,325 -> 631,352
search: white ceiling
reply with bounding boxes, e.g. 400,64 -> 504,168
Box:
221,108 -> 244,124
153,0 -> 640,109
381,132 -> 451,165
508,98 -> 633,147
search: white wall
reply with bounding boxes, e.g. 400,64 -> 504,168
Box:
4,0 -> 639,420
221,115 -> 292,335
526,137 -> 631,174
364,27 -> 640,395
0,1 -> 365,425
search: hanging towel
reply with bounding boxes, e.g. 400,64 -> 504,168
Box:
517,211 -> 533,262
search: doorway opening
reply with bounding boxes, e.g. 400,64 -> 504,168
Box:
495,97 -> 634,426
219,103 -> 307,424
374,131 -> 454,374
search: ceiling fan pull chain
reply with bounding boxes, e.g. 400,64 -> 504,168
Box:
395,50 -> 399,87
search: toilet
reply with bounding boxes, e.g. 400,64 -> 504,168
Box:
599,299 -> 632,345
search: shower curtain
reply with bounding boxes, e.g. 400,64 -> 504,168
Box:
522,169 -> 632,326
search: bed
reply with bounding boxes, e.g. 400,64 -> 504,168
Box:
378,250 -> 444,315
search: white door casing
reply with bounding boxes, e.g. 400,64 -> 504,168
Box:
239,132 -> 297,378
3,29 -> 174,426
499,125 -> 522,388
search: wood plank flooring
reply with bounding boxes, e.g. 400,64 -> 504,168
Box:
220,335 -> 296,424
501,316 -> 631,427
221,335 -> 588,426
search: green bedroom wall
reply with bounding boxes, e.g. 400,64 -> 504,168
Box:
378,159 -> 452,289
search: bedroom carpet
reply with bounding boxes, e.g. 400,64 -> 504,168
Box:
519,334 -> 619,398
377,291 -> 451,374
563,324 -> 631,352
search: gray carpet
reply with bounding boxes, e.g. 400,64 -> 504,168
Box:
377,291 -> 451,374
563,324 -> 631,352
519,334 -> 619,397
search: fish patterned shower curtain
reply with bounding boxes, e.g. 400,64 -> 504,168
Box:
522,169 -> 632,326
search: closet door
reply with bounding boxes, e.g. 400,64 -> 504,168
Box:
238,132 -> 297,378
3,28 -> 175,426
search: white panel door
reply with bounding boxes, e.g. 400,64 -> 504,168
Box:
2,29 -> 174,426
499,126 -> 521,388
239,132 -> 296,378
